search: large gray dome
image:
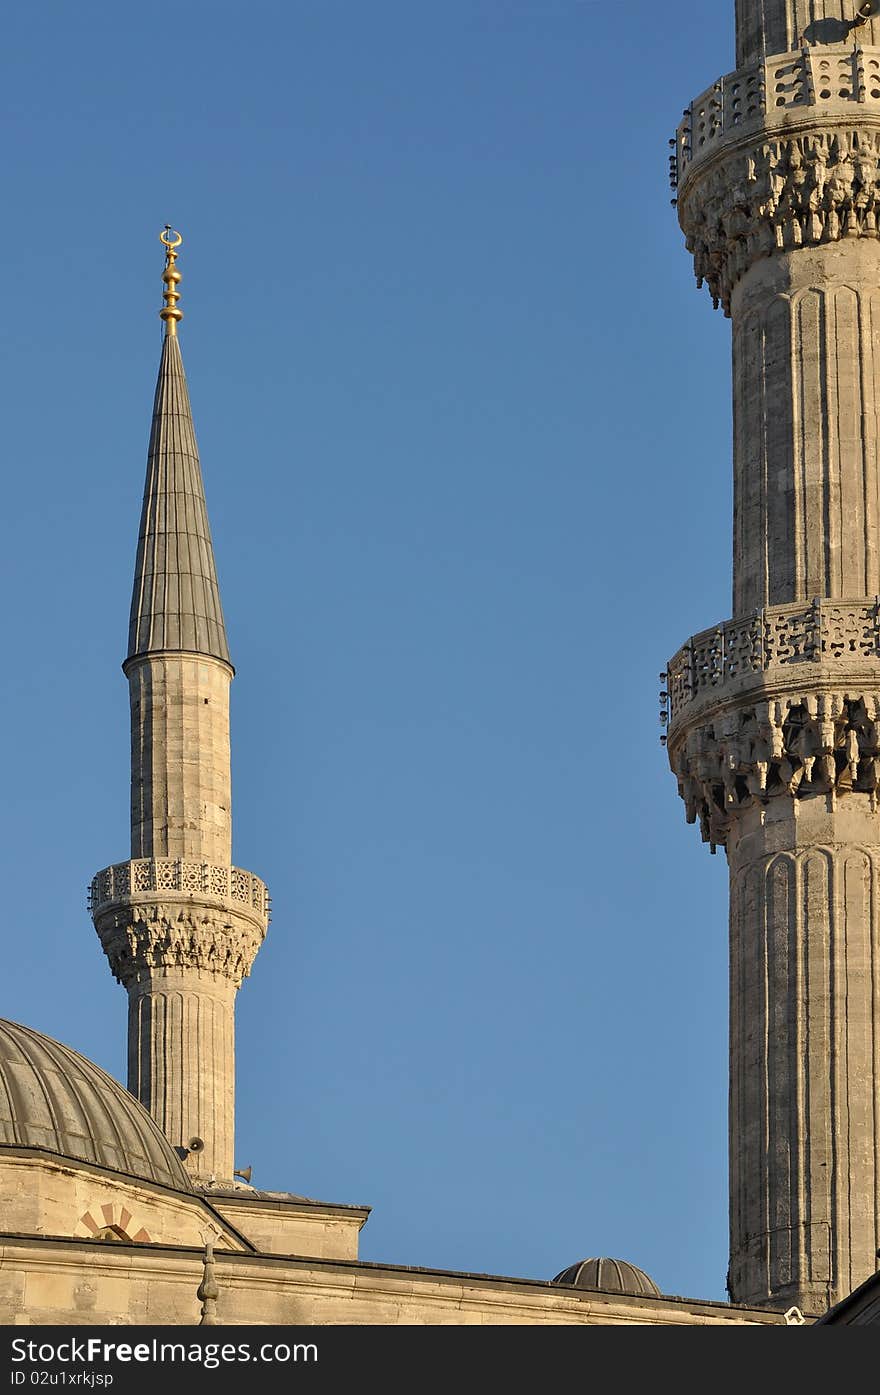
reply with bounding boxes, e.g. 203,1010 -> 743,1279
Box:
552,1257 -> 661,1297
0,1018 -> 192,1192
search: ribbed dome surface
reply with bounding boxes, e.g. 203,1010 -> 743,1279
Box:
552,1257 -> 661,1297
0,1018 -> 192,1192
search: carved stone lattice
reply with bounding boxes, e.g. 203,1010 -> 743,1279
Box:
666,601 -> 880,720
88,859 -> 270,921
133,861 -> 153,892
722,616 -> 761,680
823,603 -> 879,659
766,605 -> 816,667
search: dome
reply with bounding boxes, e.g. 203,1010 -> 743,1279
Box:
551,1257 -> 661,1297
0,1018 -> 192,1192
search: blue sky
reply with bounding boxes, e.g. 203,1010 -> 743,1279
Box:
0,3 -> 739,1301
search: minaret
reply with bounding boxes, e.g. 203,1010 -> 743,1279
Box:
667,3 -> 880,1313
90,230 -> 269,1185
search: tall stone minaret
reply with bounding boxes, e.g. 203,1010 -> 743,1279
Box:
667,2 -> 880,1314
90,230 -> 269,1185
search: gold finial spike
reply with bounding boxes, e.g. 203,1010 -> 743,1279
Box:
159,225 -> 184,336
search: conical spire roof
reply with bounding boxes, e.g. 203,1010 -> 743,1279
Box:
126,238 -> 231,667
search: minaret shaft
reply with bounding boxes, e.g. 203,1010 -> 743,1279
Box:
91,233 -> 268,1186
128,653 -> 232,864
668,16 -> 880,1312
128,971 -> 237,1181
728,796 -> 880,1313
732,244 -> 880,614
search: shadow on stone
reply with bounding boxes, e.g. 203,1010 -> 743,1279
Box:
802,19 -> 852,45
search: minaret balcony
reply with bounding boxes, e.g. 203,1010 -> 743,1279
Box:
666,598 -> 880,722
663,599 -> 880,848
676,43 -> 880,185
88,858 -> 270,990
674,44 -> 880,314
88,858 -> 270,922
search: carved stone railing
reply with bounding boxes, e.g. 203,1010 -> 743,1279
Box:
677,45 -> 880,179
88,859 -> 271,921
666,599 -> 880,722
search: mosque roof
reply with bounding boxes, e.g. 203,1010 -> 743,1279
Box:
0,1017 -> 192,1193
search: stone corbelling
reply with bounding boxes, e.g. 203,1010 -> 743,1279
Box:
93,901 -> 265,988
679,125 -> 880,314
665,599 -> 880,721
668,689 -> 880,849
89,859 -> 270,922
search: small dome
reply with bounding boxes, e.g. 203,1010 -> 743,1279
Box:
0,1018 -> 192,1192
552,1257 -> 661,1297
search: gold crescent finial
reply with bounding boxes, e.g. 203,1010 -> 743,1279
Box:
160,226 -> 183,253
159,225 -> 184,336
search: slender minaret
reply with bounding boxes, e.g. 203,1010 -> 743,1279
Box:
667,2 -> 880,1314
90,230 -> 269,1185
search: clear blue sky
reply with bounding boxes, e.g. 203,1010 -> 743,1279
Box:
1,3 -> 739,1302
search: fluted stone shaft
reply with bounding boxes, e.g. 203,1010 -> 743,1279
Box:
727,795 -> 880,1314
732,243 -> 880,615
736,1 -> 880,67
127,970 -> 237,1183
127,653 -> 233,864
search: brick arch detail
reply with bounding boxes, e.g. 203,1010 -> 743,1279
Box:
75,1201 -> 151,1243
